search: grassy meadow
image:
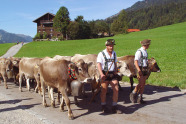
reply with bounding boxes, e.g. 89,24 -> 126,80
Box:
11,22 -> 186,89
0,43 -> 15,56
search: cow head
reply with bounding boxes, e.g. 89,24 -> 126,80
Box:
148,58 -> 161,72
87,63 -> 99,81
69,59 -> 91,82
11,57 -> 21,68
117,61 -> 132,77
5,58 -> 13,72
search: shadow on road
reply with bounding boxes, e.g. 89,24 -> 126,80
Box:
0,103 -> 41,112
69,83 -> 185,119
0,98 -> 32,104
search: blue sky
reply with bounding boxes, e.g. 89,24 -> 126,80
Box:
0,0 -> 142,37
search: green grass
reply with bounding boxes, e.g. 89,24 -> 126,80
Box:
15,22 -> 186,89
0,43 -> 15,56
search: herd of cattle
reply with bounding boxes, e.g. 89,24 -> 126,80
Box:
0,54 -> 160,119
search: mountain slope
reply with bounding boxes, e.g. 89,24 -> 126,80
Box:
105,0 -> 186,30
106,0 -> 186,23
125,0 -> 185,12
0,30 -> 32,43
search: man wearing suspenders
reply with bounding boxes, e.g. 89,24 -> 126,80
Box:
97,39 -> 122,114
130,39 -> 151,104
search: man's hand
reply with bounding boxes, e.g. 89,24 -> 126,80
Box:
100,73 -> 106,81
138,70 -> 143,78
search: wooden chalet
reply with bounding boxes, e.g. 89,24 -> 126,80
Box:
33,12 -> 62,39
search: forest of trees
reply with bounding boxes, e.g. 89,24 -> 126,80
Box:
127,1 -> 186,30
106,0 -> 186,30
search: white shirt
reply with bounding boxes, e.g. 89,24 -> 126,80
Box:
97,49 -> 117,71
134,47 -> 148,67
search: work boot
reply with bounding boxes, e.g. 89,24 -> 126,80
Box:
137,95 -> 146,104
112,105 -> 122,114
130,92 -> 137,103
101,105 -> 110,113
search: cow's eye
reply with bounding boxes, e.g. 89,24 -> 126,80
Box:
78,68 -> 82,71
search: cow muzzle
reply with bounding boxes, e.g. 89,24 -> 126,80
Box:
83,78 -> 92,83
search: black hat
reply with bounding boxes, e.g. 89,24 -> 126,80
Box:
105,39 -> 116,46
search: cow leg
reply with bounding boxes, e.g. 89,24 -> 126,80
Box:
130,77 -> 134,92
34,78 -> 39,93
60,96 -> 65,112
57,92 -> 60,104
49,87 -> 55,108
47,86 -> 51,99
82,83 -> 87,98
60,88 -> 74,120
89,85 -> 101,104
74,96 -> 78,105
2,74 -> 8,89
13,72 -> 16,84
26,78 -> 30,91
118,82 -> 123,91
41,79 -> 47,107
19,73 -> 23,92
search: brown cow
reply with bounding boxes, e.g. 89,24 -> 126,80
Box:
39,58 -> 91,120
0,58 -> 13,89
71,54 -> 97,65
71,54 -> 132,103
9,57 -> 21,85
71,54 -> 100,102
53,55 -> 72,61
117,55 -> 161,91
19,57 -> 42,92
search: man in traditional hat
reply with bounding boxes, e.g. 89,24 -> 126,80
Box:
130,39 -> 151,104
97,39 -> 122,114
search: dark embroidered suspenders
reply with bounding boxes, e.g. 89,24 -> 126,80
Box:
138,50 -> 148,67
101,51 -> 116,72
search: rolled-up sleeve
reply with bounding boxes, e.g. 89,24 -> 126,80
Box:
134,51 -> 141,61
97,52 -> 103,65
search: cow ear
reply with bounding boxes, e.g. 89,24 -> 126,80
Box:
117,61 -> 122,68
88,62 -> 93,68
76,59 -> 84,67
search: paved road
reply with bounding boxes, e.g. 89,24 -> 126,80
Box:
1,43 -> 27,58
0,81 -> 186,124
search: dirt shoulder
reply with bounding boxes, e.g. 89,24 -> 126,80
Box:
0,81 -> 186,124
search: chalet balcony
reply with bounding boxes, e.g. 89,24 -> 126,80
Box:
40,20 -> 53,24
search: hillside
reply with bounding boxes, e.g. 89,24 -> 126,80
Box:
0,29 -> 32,44
125,0 -> 185,12
105,0 -> 186,30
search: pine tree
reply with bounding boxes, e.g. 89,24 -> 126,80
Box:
53,6 -> 70,40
